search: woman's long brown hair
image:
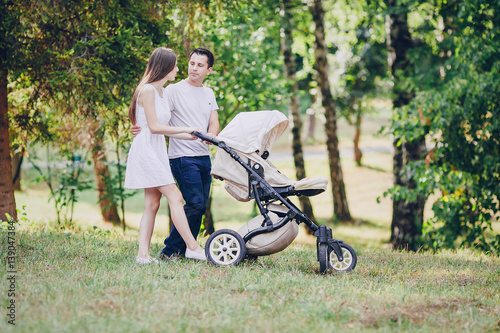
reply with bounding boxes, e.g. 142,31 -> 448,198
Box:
129,47 -> 177,124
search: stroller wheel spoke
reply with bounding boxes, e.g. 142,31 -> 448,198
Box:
222,253 -> 231,263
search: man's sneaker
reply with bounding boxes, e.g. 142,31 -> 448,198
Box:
185,248 -> 207,261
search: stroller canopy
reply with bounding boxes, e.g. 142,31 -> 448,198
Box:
216,111 -> 289,154
212,110 -> 327,202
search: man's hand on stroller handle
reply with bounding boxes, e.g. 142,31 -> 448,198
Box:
192,131 -> 219,145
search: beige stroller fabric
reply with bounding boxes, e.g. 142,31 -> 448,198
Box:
212,110 -> 328,201
237,211 -> 299,255
214,110 -> 289,154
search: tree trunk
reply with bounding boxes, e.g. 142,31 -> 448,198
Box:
114,141 -> 126,231
386,1 -> 426,250
305,92 -> 318,142
281,0 -> 316,223
12,150 -> 23,191
203,192 -> 215,235
306,108 -> 316,142
89,127 -> 121,226
353,112 -> 362,166
390,137 -> 406,246
311,0 -> 351,222
0,69 -> 17,221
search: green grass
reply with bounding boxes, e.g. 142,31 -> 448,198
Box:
1,222 -> 499,332
6,103 -> 500,331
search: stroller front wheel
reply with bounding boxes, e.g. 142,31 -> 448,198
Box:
318,242 -> 357,273
205,229 -> 246,266
329,243 -> 357,272
318,243 -> 329,274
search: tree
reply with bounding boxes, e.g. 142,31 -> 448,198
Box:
88,122 -> 121,225
385,0 -> 426,250
0,66 -> 16,221
387,0 -> 500,252
0,0 -> 25,221
280,0 -> 316,221
41,1 -> 173,225
338,10 -> 389,166
310,0 -> 352,222
6,0 -> 173,225
11,150 -> 23,191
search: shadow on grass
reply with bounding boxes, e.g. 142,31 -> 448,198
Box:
359,163 -> 390,173
314,216 -> 388,230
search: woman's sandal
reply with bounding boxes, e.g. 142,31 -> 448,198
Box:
136,256 -> 160,264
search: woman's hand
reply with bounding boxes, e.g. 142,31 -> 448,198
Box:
131,124 -> 142,137
189,128 -> 202,139
191,130 -> 216,144
188,127 -> 202,133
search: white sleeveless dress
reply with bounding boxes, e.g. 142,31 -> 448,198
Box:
124,84 -> 175,189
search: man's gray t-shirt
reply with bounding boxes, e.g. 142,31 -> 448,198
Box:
166,80 -> 219,159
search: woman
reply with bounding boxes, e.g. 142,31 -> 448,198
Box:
124,47 -> 206,263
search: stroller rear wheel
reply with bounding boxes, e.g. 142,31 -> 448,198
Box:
318,242 -> 357,273
205,229 -> 246,266
244,254 -> 258,262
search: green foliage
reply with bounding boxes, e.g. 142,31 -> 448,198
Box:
28,148 -> 93,227
8,0 -> 175,150
203,1 -> 287,126
386,0 -> 500,253
336,3 -> 390,126
5,1 -> 178,225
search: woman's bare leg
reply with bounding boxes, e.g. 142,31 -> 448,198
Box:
157,184 -> 203,252
137,187 -> 162,259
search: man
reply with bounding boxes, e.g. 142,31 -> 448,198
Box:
132,48 -> 219,259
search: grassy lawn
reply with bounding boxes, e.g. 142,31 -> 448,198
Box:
1,222 -> 499,332
4,106 -> 500,331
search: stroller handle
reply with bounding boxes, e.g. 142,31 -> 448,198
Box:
192,131 -> 220,145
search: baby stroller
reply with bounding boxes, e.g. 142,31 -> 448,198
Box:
194,110 -> 357,273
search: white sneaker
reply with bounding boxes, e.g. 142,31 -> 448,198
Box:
136,256 -> 159,264
185,248 -> 207,261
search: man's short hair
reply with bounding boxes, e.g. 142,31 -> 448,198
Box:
189,48 -> 215,69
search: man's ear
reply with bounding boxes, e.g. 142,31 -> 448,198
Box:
207,67 -> 213,75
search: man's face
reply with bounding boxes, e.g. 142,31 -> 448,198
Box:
187,53 -> 212,84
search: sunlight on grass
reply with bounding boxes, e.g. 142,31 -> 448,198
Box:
1,224 -> 499,332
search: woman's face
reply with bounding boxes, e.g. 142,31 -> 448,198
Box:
165,60 -> 179,81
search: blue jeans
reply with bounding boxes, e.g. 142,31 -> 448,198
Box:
161,156 -> 212,256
